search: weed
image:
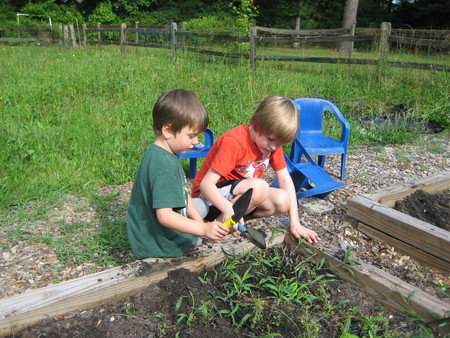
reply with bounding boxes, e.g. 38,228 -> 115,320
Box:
354,171 -> 366,183
394,149 -> 412,161
368,145 -> 384,153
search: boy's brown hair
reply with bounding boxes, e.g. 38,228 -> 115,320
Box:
153,89 -> 208,135
250,96 -> 299,144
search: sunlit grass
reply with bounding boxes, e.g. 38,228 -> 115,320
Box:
0,45 -> 448,209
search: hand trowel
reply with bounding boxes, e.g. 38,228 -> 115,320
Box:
223,188 -> 266,249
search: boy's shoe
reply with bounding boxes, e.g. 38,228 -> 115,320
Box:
192,236 -> 203,246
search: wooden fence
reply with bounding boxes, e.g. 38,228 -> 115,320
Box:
1,22 -> 448,72
249,23 -> 449,71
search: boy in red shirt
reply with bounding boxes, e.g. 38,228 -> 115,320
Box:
192,96 -> 321,244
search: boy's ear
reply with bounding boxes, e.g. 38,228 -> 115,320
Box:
161,124 -> 173,139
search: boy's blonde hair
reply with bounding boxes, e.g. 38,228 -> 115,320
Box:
153,89 -> 208,135
251,96 -> 299,144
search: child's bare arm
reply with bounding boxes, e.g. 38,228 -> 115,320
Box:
275,168 -> 321,244
156,208 -> 229,241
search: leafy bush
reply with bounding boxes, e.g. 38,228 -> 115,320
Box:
21,0 -> 83,25
185,15 -> 246,36
88,1 -> 118,25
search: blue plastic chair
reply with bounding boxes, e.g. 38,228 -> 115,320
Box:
177,128 -> 214,178
272,140 -> 346,199
291,98 -> 350,180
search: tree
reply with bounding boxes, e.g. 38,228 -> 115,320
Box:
336,0 -> 359,53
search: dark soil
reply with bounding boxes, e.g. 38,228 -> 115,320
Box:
394,190 -> 450,231
9,190 -> 449,338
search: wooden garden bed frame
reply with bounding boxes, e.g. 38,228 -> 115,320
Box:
347,171 -> 450,275
1,171 -> 449,336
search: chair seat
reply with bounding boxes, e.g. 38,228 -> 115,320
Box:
272,153 -> 346,200
300,135 -> 345,155
293,162 -> 346,199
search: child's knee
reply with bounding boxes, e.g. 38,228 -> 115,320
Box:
251,179 -> 270,202
273,190 -> 290,213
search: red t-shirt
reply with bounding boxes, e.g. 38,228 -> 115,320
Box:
192,125 -> 286,196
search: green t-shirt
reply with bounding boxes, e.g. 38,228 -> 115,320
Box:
127,144 -> 193,258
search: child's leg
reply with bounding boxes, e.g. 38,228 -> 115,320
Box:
233,178 -> 287,218
236,182 -> 290,219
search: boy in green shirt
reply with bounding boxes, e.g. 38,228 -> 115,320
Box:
127,89 -> 229,258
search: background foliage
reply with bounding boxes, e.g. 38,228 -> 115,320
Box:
0,0 -> 448,29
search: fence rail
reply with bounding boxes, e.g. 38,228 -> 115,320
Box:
1,22 -> 448,72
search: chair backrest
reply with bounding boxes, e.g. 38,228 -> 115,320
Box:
292,98 -> 349,141
202,128 -> 214,150
293,98 -> 325,135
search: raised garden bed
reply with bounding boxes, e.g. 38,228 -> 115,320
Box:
347,171 -> 450,275
2,230 -> 449,336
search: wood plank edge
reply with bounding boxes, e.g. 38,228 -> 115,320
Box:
348,195 -> 450,261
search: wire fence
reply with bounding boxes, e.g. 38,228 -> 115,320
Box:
1,22 -> 448,72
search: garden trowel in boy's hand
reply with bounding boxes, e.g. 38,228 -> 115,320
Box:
223,188 -> 266,249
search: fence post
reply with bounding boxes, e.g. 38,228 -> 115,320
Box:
69,24 -> 77,52
135,21 -> 139,44
82,24 -> 87,49
348,24 -> 356,74
58,23 -> 63,49
379,22 -> 391,76
120,23 -> 126,54
170,22 -> 177,59
97,23 -> 101,43
63,25 -> 69,52
249,26 -> 256,71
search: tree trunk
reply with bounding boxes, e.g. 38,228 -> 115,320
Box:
293,16 -> 300,48
337,0 -> 359,53
292,0 -> 302,48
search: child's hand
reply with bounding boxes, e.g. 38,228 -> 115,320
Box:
227,219 -> 243,238
291,224 -> 321,244
204,221 -> 229,242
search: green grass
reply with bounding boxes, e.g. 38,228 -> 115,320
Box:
1,45 -> 448,209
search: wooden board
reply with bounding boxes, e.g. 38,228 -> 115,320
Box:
356,222 -> 450,275
364,171 -> 450,208
348,195 -> 450,265
284,234 -> 450,328
0,233 -> 285,336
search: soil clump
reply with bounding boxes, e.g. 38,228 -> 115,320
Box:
394,190 -> 450,231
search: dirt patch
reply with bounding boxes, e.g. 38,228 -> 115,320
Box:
394,190 -> 450,231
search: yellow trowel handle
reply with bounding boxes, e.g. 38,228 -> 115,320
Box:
223,216 -> 237,229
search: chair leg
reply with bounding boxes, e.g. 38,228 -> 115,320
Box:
317,155 -> 326,168
340,153 -> 346,181
189,158 -> 198,178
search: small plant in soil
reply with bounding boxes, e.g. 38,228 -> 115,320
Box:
174,246 -> 429,337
